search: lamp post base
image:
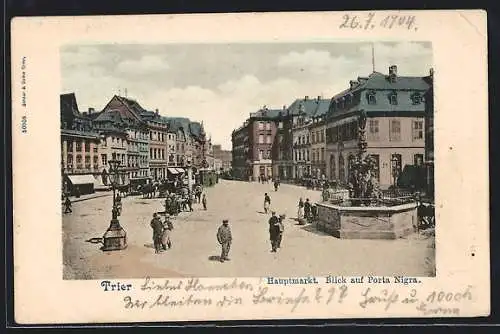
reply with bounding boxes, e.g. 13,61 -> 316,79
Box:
102,219 -> 127,251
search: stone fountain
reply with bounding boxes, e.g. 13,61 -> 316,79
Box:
316,111 -> 418,240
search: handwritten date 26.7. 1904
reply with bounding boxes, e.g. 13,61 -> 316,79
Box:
339,12 -> 418,31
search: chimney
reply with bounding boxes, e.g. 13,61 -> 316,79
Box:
389,65 -> 397,82
88,107 -> 94,114
304,96 -> 309,101
429,68 -> 434,77
155,108 -> 159,115
283,105 -> 286,110
349,80 -> 358,89
317,95 -> 321,101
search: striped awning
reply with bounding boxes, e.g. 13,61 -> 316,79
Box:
176,168 -> 185,173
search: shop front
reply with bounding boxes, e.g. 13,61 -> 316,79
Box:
66,174 -> 96,196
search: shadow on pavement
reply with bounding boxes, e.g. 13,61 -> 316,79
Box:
300,224 -> 331,236
208,255 -> 222,262
144,243 -> 155,249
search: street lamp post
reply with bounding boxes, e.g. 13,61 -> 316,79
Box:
102,159 -> 127,251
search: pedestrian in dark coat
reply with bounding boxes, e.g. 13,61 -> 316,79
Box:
187,193 -> 194,211
202,193 -> 207,210
150,213 -> 164,254
64,196 -> 72,213
217,220 -> 232,262
304,198 -> 311,221
268,212 -> 283,252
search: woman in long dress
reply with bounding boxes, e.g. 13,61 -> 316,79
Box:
264,193 -> 271,214
297,197 -> 305,223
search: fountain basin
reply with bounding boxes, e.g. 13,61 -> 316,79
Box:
315,202 -> 418,239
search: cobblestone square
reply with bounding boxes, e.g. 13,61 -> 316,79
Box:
63,180 -> 434,279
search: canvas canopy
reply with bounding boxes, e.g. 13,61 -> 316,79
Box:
67,174 -> 96,185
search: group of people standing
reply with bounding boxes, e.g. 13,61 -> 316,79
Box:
151,185 -> 207,254
150,212 -> 174,254
297,197 -> 317,225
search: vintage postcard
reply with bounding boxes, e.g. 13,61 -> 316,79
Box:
11,10 -> 489,323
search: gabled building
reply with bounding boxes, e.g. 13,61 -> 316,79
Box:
165,117 -> 209,172
325,65 -> 431,188
93,95 -> 150,185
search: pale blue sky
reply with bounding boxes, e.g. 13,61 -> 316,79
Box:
61,42 -> 432,150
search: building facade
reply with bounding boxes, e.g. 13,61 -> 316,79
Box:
231,107 -> 279,181
146,111 -> 168,180
424,69 -> 434,196
60,93 -> 102,194
212,144 -> 233,172
166,129 -> 177,167
93,95 -> 151,185
292,119 -> 311,179
248,107 -> 279,181
325,65 -> 431,188
231,121 -> 250,180
309,99 -> 330,179
271,106 -> 294,180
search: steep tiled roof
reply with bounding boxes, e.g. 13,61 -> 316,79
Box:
165,117 -> 190,132
189,121 -> 204,139
96,95 -> 145,125
117,96 -> 147,116
94,109 -> 127,124
327,70 -> 432,119
60,93 -> 80,117
250,108 -> 282,119
287,98 -> 322,117
312,99 -> 330,118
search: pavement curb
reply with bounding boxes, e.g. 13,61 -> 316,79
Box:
70,193 -> 112,203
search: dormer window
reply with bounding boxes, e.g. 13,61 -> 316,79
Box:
389,92 -> 398,105
411,92 -> 422,105
367,90 -> 376,105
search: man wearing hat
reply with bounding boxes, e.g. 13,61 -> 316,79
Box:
150,213 -> 164,254
268,211 -> 283,252
217,219 -> 232,262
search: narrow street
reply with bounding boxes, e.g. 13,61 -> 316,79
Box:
63,180 -> 434,279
